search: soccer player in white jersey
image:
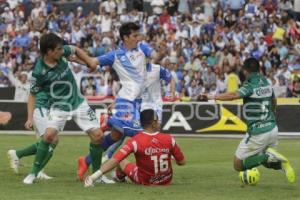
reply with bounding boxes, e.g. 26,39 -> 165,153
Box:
103,63 -> 175,161
76,23 -> 166,181
140,63 -> 175,123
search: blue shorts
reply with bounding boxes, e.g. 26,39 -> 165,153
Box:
108,98 -> 142,137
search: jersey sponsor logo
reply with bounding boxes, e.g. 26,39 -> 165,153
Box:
150,173 -> 172,184
120,56 -> 127,62
251,86 -> 273,98
144,147 -> 170,156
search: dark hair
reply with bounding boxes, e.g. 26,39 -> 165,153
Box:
40,33 -> 64,56
243,57 -> 260,73
119,22 -> 140,41
140,109 -> 157,128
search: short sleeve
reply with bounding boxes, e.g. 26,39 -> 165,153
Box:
160,66 -> 172,84
113,138 -> 135,162
139,42 -> 153,58
96,51 -> 115,67
30,72 -> 43,95
63,45 -> 73,57
237,82 -> 253,98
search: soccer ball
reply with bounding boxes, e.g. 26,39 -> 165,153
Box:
239,168 -> 260,185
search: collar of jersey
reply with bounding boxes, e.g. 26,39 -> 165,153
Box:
142,131 -> 159,136
41,58 -> 60,69
119,43 -> 138,52
246,72 -> 259,81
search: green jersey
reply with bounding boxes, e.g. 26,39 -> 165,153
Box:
30,45 -> 84,111
237,72 -> 276,135
35,91 -> 49,109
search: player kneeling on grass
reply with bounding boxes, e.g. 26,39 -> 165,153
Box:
84,109 -> 185,187
198,57 -> 295,183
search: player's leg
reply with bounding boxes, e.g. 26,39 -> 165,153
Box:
77,128 -> 122,181
23,108 -> 67,184
73,101 -> 106,174
23,127 -> 59,184
7,143 -> 38,174
8,108 -> 57,176
8,108 -> 46,174
104,136 -> 125,162
116,159 -> 140,184
234,133 -> 270,171
264,127 -> 295,183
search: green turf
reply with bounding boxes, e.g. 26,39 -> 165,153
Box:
0,135 -> 299,200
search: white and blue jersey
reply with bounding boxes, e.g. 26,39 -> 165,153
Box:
96,42 -> 153,137
97,42 -> 153,101
141,64 -> 172,122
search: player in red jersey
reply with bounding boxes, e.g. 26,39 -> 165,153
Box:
84,109 -> 185,187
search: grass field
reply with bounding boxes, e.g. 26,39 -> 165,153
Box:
0,135 -> 299,200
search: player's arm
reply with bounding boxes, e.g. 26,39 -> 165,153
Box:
160,66 -> 176,99
272,92 -> 277,114
85,138 -> 135,186
201,82 -> 253,101
67,55 -> 87,66
140,42 -> 166,63
64,45 -> 99,70
25,94 -> 35,130
25,72 -> 41,130
171,137 -> 186,166
213,92 -> 241,101
151,45 -> 167,64
170,78 -> 176,99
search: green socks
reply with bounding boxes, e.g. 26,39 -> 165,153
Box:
263,161 -> 282,170
16,142 -> 38,158
31,140 -> 50,176
90,143 -> 103,173
242,154 -> 268,170
40,143 -> 57,170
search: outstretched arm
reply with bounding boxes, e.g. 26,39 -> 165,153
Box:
25,94 -> 35,130
72,46 -> 99,70
213,92 -> 241,101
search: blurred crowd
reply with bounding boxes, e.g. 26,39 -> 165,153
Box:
1,0 -> 300,102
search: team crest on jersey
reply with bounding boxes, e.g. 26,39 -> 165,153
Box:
120,56 -> 127,62
133,120 -> 141,128
151,138 -> 158,144
130,55 -> 135,61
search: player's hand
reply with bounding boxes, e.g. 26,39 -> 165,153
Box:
107,102 -> 115,115
197,94 -> 209,102
84,176 -> 94,187
25,119 -> 33,130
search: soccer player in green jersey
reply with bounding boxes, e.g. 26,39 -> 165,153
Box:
22,33 -> 105,184
202,57 -> 295,183
8,91 -> 54,180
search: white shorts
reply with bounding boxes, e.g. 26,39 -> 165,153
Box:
47,101 -> 100,133
140,102 -> 162,123
33,107 -> 49,137
235,126 -> 278,160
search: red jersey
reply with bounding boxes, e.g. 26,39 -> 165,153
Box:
113,131 -> 185,185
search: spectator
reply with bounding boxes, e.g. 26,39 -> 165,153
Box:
1,7 -> 14,24
273,75 -> 287,97
225,66 -> 241,92
7,70 -> 30,102
151,0 -> 165,15
84,77 -> 97,96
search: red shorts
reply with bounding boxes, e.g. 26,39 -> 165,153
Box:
123,163 -> 172,185
124,163 -> 142,184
